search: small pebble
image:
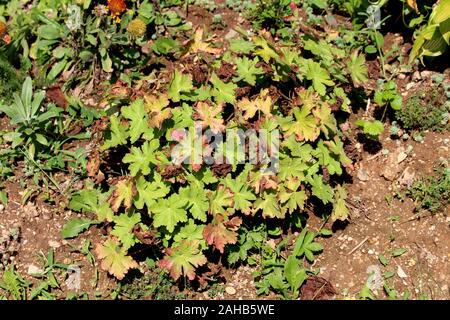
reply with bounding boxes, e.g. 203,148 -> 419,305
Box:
225,286 -> 236,295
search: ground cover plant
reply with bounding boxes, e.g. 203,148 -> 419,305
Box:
0,0 -> 449,300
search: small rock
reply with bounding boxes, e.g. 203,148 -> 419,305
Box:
48,240 -> 61,248
42,212 -> 53,220
405,82 -> 415,91
397,265 -> 408,278
420,70 -> 432,79
397,151 -> 408,163
366,265 -> 383,291
398,167 -> 415,187
398,73 -> 406,80
382,147 -> 406,181
0,204 -> 4,212
225,286 -> 236,295
357,166 -> 370,181
27,264 -> 43,275
225,29 -> 238,40
412,71 -> 421,81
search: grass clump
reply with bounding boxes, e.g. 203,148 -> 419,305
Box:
0,55 -> 23,104
396,86 -> 449,132
408,164 -> 450,213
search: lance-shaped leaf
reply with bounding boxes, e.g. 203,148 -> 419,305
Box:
159,240 -> 207,280
203,214 -> 242,253
95,238 -> 138,280
144,94 -> 172,128
109,178 -> 135,212
152,194 -> 188,233
122,139 -> 159,176
194,101 -> 225,133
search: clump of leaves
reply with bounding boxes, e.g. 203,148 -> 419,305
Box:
0,54 -> 22,103
114,264 -> 186,300
253,228 -> 323,299
396,87 -> 449,132
407,164 -> 450,213
67,33 -> 354,288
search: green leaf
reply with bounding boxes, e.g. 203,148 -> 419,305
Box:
134,174 -> 170,211
168,70 -> 193,102
308,174 -> 333,204
210,73 -> 237,104
209,185 -> 234,215
233,56 -> 264,85
47,59 -> 68,81
229,39 -> 255,54
101,54 -> 113,73
0,190 -> 8,205
392,248 -> 407,257
224,175 -> 256,213
347,51 -> 368,85
61,219 -> 97,239
95,238 -> 138,280
122,140 -> 159,176
253,37 -> 278,63
378,254 -> 389,266
284,255 -> 307,292
102,115 -> 128,150
356,119 -> 384,139
152,194 -> 188,233
159,240 -> 207,280
111,213 -> 141,250
281,106 -> 319,142
254,192 -> 282,218
178,183 -> 209,222
331,185 -> 349,222
305,60 -> 334,96
121,99 -> 152,143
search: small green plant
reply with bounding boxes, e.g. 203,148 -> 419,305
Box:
113,264 -> 186,300
355,119 -> 384,139
0,54 -> 22,103
0,267 -> 31,300
396,87 -> 449,132
374,80 -> 402,112
407,164 -> 450,213
253,228 -> 323,299
0,77 -> 61,150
